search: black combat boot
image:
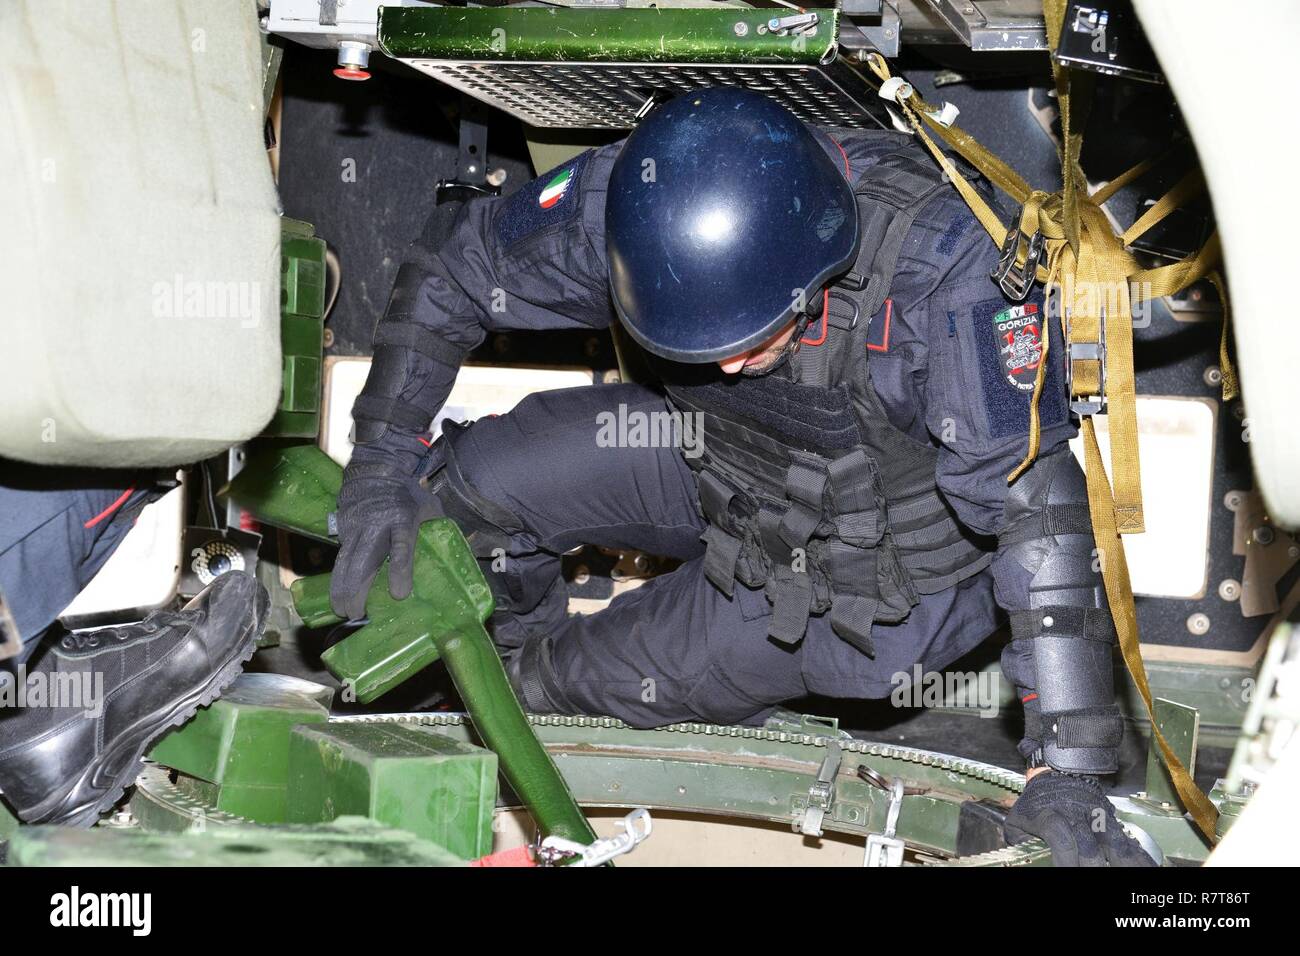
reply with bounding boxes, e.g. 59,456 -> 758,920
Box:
0,571 -> 268,826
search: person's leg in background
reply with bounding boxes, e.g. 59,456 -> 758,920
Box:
0,464 -> 155,659
0,464 -> 269,826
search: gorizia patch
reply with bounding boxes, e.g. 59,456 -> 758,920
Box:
993,303 -> 1043,392
495,151 -> 591,249
971,297 -> 1067,440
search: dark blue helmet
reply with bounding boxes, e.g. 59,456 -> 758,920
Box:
605,88 -> 859,364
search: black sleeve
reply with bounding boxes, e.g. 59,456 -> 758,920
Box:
348,141 -> 622,477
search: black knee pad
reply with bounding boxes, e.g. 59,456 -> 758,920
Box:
505,636 -> 579,715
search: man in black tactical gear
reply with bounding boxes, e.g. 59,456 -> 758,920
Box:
333,88 -> 1153,866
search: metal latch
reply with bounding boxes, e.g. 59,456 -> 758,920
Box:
766,12 -> 820,36
537,809 -> 653,867
864,776 -> 906,868
1064,306 -> 1107,416
796,741 -> 842,838
991,213 -> 1045,302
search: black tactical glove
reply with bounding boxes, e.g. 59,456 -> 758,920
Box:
1005,771 -> 1156,867
330,470 -> 432,621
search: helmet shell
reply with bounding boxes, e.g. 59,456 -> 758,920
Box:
606,88 -> 859,363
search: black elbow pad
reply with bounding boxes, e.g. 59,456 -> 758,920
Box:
1000,449 -> 1123,775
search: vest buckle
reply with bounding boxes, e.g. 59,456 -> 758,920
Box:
991,217 -> 1045,302
1064,305 -> 1108,416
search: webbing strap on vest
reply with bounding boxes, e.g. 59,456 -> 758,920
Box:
856,3 -> 1224,841
801,151 -> 951,389
668,302 -> 991,659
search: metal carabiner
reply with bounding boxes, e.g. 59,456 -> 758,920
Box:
537,808 -> 653,867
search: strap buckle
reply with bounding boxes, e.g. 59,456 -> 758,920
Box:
991,215 -> 1045,302
1064,305 -> 1108,416
795,741 -> 842,838
863,776 -> 906,868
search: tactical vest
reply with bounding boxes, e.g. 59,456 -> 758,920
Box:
663,146 -> 994,657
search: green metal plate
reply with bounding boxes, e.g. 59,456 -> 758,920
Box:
224,443 -> 343,545
266,218 -> 326,438
379,8 -> 838,64
6,817 -> 464,867
1143,697 -> 1200,809
378,8 -> 890,130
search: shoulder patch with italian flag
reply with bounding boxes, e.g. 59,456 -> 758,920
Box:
495,151 -> 591,249
538,168 -> 574,209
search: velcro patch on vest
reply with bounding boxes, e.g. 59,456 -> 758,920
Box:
993,303 -> 1043,391
936,211 -> 975,257
494,151 -> 590,249
971,298 -> 1067,439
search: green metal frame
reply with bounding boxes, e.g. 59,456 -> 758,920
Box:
373,5 -> 889,131
378,7 -> 838,64
133,711 -> 1046,865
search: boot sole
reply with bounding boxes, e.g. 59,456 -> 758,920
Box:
29,614 -> 262,828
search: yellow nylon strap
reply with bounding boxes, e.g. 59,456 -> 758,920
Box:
1043,0 -> 1093,254
863,55 -> 1011,248
1082,418 -> 1220,842
1091,149 -> 1176,206
1081,202 -> 1145,534
1132,230 -> 1222,300
1208,271 -> 1240,402
1040,0 -> 1144,532
871,0 -> 1222,837
861,55 -> 1034,205
1120,166 -> 1206,247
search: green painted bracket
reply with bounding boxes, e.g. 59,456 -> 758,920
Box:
149,674 -> 331,824
225,444 -> 341,544
377,7 -> 839,65
267,219 -> 327,438
1143,697 -> 1200,809
225,445 -> 596,845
